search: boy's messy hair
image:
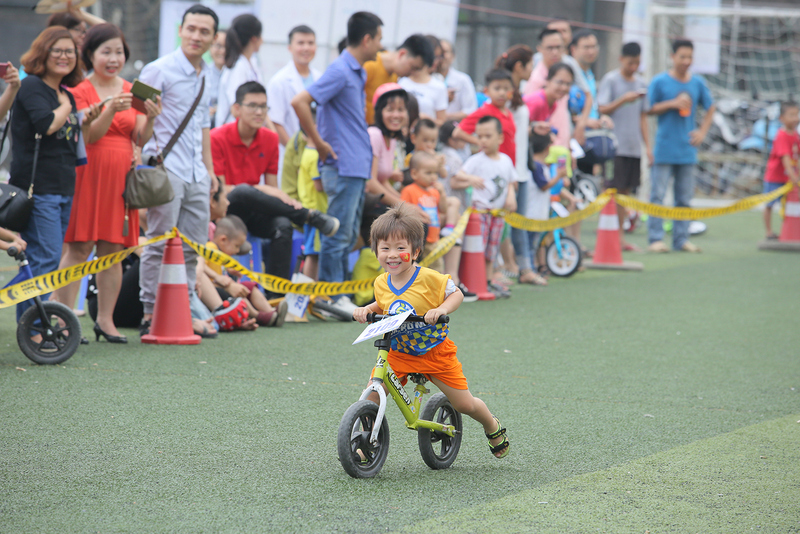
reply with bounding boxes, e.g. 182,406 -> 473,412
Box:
412,117 -> 437,136
484,68 -> 513,86
409,150 -> 437,171
780,101 -> 799,116
370,203 -> 425,257
477,115 -> 502,134
215,215 -> 248,240
439,120 -> 458,145
530,131 -> 552,155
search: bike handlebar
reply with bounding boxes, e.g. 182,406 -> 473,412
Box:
365,312 -> 449,325
7,246 -> 23,261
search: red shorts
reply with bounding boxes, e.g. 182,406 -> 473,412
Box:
478,213 -> 505,262
383,338 -> 468,390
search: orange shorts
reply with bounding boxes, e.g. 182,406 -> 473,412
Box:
384,337 -> 468,390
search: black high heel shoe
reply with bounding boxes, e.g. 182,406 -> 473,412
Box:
94,323 -> 128,344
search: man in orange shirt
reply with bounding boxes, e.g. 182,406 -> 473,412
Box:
364,34 -> 434,124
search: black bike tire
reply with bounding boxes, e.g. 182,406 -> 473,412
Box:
418,392 -> 463,470
337,400 -> 390,478
17,301 -> 81,365
546,236 -> 582,277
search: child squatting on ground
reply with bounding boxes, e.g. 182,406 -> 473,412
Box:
353,204 -> 510,459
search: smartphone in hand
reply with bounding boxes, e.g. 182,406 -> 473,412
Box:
0,63 -> 8,77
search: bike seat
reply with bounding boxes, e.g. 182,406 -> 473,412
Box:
408,373 -> 428,385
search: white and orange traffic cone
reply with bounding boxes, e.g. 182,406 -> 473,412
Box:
760,185 -> 800,251
141,235 -> 201,345
587,194 -> 643,271
458,212 -> 495,301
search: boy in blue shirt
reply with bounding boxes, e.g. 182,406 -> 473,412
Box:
646,39 -> 715,253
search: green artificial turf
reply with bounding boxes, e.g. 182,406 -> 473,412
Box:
0,210 -> 798,533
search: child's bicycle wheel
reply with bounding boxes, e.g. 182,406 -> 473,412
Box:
17,301 -> 81,365
546,236 -> 582,277
417,393 -> 462,470
337,400 -> 390,478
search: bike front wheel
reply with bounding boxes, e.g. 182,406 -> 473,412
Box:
418,393 -> 462,470
546,236 -> 582,277
337,400 -> 390,478
17,301 -> 81,365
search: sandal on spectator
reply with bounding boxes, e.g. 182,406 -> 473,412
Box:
519,269 -> 548,286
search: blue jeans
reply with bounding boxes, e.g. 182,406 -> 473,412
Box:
17,194 -> 73,321
511,180 -> 534,271
318,166 -> 365,291
648,163 -> 695,249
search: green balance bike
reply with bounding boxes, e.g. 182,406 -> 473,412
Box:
337,313 -> 461,478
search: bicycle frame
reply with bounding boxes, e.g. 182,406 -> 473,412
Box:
358,333 -> 457,446
3,251 -> 49,322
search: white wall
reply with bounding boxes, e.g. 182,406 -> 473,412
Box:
257,0 -> 458,82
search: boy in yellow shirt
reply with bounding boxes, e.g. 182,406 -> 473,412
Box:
353,204 -> 509,459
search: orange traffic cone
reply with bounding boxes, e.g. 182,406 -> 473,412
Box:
458,212 -> 495,301
760,185 -> 800,251
587,195 -> 643,271
141,235 -> 201,345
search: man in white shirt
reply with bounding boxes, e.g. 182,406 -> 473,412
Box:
438,39 -> 477,122
267,25 -> 321,147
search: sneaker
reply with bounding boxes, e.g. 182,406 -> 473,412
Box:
458,282 -> 478,303
440,226 -> 455,238
139,319 -> 151,337
307,210 -> 340,237
271,299 -> 289,327
330,295 -> 358,319
680,241 -> 702,253
647,241 -> 670,253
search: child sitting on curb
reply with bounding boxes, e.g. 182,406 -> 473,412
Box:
200,215 -> 288,330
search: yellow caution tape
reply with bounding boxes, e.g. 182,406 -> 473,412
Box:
418,209 -> 470,268
0,230 -> 177,309
180,236 -> 377,296
4,183 -> 791,308
483,190 -> 613,232
615,183 -> 793,220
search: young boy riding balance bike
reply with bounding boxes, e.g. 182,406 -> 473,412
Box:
353,204 -> 510,460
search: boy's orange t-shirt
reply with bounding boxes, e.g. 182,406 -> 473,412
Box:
401,182 -> 441,242
364,53 -> 397,125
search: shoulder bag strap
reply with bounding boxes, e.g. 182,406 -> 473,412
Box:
161,75 -> 205,160
28,133 -> 42,198
0,108 -> 11,157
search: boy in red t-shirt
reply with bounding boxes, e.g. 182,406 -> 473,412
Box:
454,69 -> 517,164
763,101 -> 800,239
401,152 -> 447,272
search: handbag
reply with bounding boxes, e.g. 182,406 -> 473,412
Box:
580,128 -> 618,166
123,77 -> 206,213
0,122 -> 39,233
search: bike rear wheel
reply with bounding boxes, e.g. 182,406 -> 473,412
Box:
546,236 -> 582,277
337,400 -> 390,478
418,393 -> 462,470
17,301 -> 81,365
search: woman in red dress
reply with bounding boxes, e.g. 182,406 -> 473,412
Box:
53,24 -> 161,344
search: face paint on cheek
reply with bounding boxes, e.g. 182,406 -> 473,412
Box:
400,252 -> 411,263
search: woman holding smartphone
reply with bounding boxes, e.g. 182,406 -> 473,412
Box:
0,62 -> 21,121
52,24 -> 161,344
10,26 -> 100,324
